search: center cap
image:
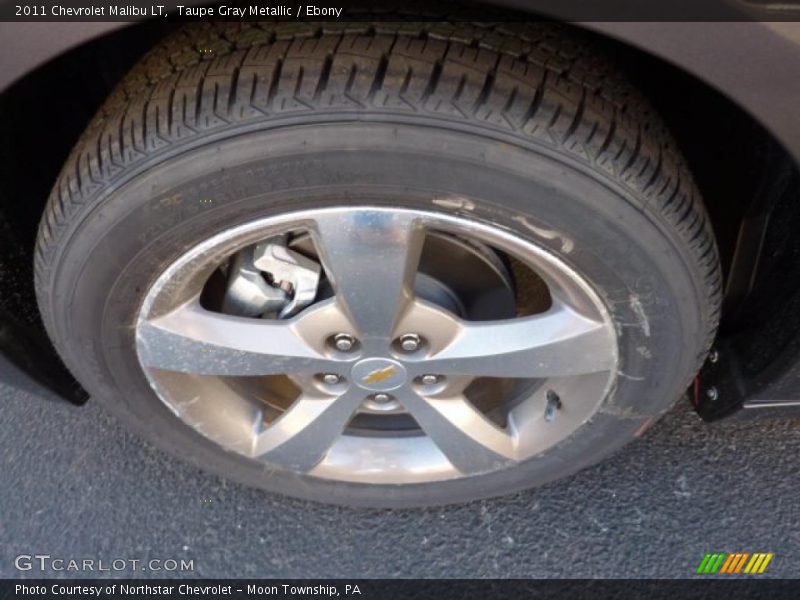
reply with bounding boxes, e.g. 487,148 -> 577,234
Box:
351,358 -> 408,392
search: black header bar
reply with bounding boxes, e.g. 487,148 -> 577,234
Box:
2,0 -> 800,22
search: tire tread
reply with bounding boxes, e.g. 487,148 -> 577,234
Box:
35,21 -> 722,374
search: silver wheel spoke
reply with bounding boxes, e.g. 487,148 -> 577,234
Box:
311,210 -> 426,339
253,389 -> 365,471
137,299 -> 336,376
420,301 -> 615,379
397,389 -> 516,475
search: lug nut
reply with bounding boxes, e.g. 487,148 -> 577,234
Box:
420,374 -> 440,386
372,393 -> 392,404
321,373 -> 341,385
398,333 -> 422,352
333,333 -> 356,352
706,387 -> 719,401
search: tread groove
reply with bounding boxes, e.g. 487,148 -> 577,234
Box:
35,20 -> 722,391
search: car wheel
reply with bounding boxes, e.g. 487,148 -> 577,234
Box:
34,22 -> 721,507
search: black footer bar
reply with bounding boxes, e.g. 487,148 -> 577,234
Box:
2,579 -> 800,600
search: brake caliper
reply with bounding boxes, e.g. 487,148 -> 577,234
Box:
223,236 -> 321,319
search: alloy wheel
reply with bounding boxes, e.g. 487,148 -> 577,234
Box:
136,207 -> 617,484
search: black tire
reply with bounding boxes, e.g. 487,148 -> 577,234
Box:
34,22 -> 721,507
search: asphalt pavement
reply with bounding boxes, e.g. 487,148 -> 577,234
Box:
1,377 -> 799,579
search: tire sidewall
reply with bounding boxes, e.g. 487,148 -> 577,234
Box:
43,121 -> 704,507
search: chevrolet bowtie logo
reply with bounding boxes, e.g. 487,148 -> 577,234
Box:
362,366 -> 397,385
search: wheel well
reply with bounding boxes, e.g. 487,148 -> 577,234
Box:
0,17 -> 796,401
